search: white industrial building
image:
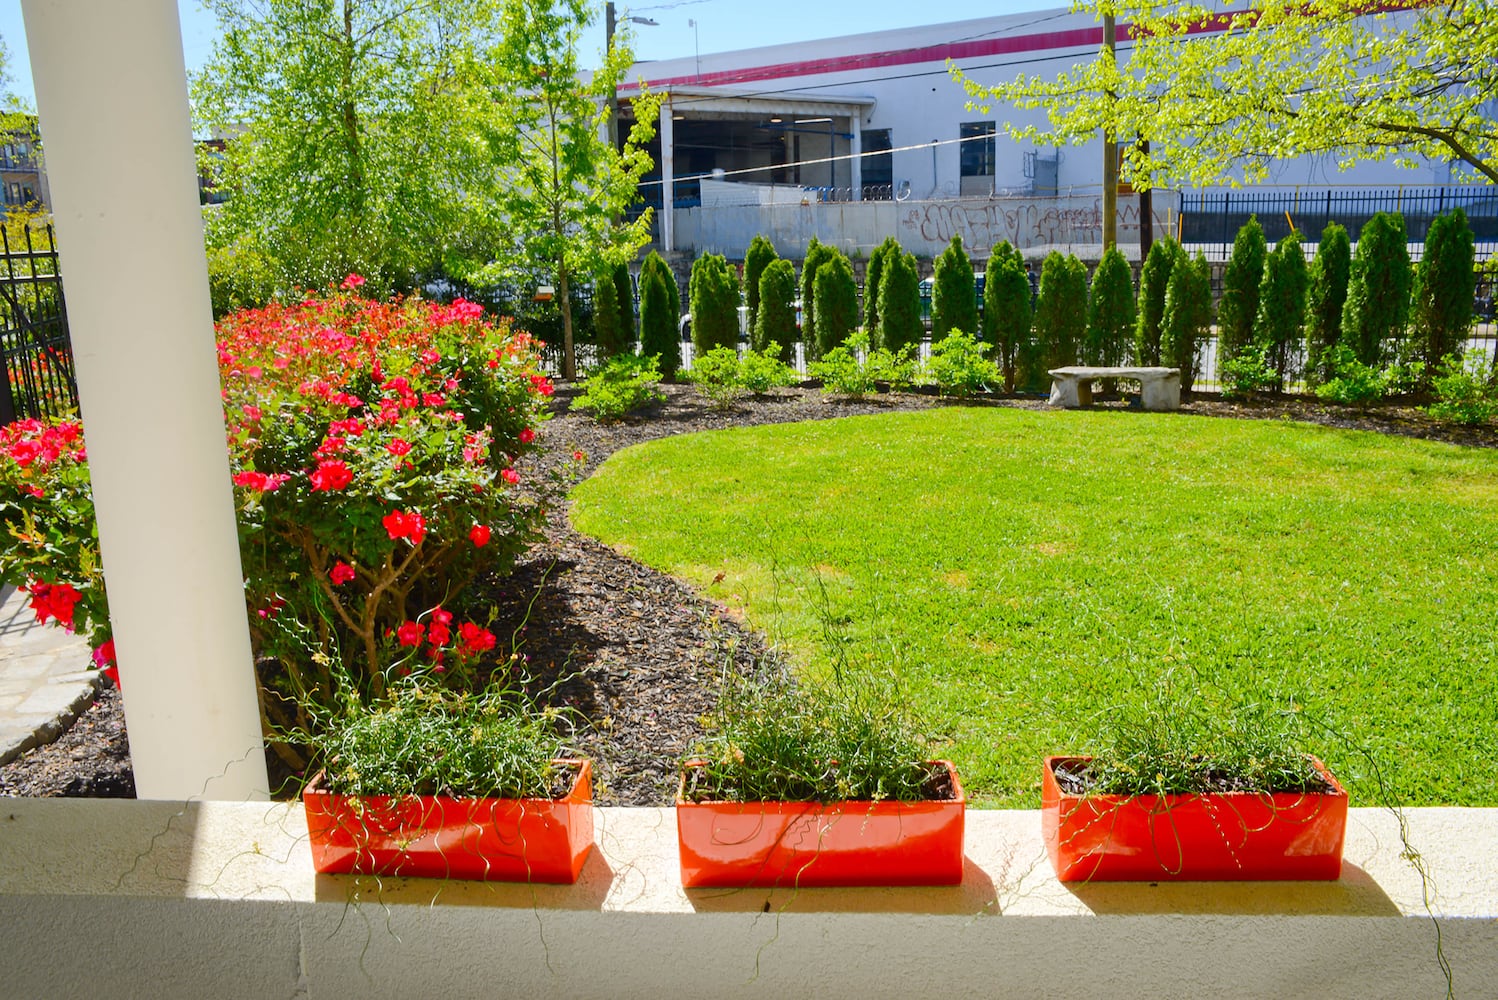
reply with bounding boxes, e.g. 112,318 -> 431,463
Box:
616,6 -> 1486,260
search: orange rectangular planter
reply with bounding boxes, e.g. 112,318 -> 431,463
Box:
1041,755 -> 1348,882
675,760 -> 966,888
304,758 -> 594,883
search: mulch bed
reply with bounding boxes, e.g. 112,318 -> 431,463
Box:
2,383 -> 1492,805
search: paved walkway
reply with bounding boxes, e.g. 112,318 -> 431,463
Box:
0,583 -> 99,766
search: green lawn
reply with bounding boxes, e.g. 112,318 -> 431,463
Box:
570,407 -> 1498,807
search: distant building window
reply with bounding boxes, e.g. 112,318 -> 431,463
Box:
959,121 -> 996,178
6,182 -> 21,205
863,128 -> 892,192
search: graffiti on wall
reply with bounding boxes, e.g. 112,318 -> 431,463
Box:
898,197 -> 1163,252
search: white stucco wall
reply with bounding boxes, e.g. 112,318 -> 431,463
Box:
2,800 -> 1494,998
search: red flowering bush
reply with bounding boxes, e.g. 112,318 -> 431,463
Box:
0,281 -> 552,710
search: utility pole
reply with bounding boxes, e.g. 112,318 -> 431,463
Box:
1138,137 -> 1154,260
605,2 -> 619,154
1102,12 -> 1117,251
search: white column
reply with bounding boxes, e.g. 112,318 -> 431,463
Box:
850,114 -> 863,202
659,98 -> 675,252
22,0 -> 268,800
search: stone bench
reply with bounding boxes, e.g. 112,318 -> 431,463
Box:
1048,366 -> 1181,411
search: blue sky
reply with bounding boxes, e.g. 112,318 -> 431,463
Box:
0,0 -> 1061,106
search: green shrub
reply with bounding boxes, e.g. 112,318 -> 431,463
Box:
754,259 -> 798,364
206,237 -> 278,318
1219,343 -> 1279,400
1087,247 -> 1136,367
1160,251 -> 1212,393
690,253 -> 740,354
923,329 -> 1000,397
983,241 -> 1032,392
1134,237 -> 1180,366
864,236 -> 902,345
1255,232 -> 1309,390
638,251 -> 681,379
1413,209 -> 1476,383
737,346 -> 798,394
1342,211 -> 1412,367
813,251 -> 858,359
878,251 -> 923,359
809,331 -> 914,398
1034,252 -> 1086,371
1217,216 -> 1266,368
742,235 -> 777,333
931,234 -> 978,341
1313,344 -> 1398,406
684,345 -> 747,409
1425,349 -> 1498,425
1305,222 -> 1351,387
574,352 -> 664,421
592,268 -> 630,359
612,261 -> 636,349
799,237 -> 837,361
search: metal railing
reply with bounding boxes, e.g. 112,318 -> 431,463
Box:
0,224 -> 76,426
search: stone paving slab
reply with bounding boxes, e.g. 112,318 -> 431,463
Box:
0,584 -> 99,766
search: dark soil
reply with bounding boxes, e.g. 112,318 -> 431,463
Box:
2,384 -> 1492,805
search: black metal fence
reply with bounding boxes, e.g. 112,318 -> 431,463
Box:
1180,186 -> 1498,256
0,224 -> 76,426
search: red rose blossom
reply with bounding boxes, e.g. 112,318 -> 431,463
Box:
469,524 -> 491,547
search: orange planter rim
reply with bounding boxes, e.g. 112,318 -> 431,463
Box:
1043,753 -> 1348,805
305,756 -> 592,804
676,757 -> 965,807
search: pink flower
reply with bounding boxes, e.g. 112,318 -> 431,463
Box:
518,427 -> 535,445
501,468 -> 520,485
309,460 -> 353,491
432,607 -> 453,627
396,621 -> 424,647
420,350 -> 440,365
329,562 -> 356,586
469,524 -> 491,547
92,639 -> 119,686
383,509 -> 427,544
340,273 -> 366,290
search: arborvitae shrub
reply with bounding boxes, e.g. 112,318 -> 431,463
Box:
1217,216 -> 1267,367
1034,252 -> 1086,371
1254,232 -> 1309,389
984,241 -> 1032,391
1305,222 -> 1351,386
1134,237 -> 1180,365
799,237 -> 837,360
613,261 -> 635,347
1160,250 -> 1213,393
1413,208 -> 1476,381
638,250 -> 680,378
879,251 -> 923,360
593,268 -> 626,360
931,234 -> 978,341
1087,247 -> 1136,367
690,253 -> 740,354
813,252 -> 859,358
864,236 -> 902,346
742,235 -> 777,334
1342,211 -> 1412,366
754,259 -> 798,365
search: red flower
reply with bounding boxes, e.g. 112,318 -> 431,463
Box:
387,438 -> 411,457
458,622 -> 497,655
309,460 -> 353,491
432,607 -> 454,627
468,524 -> 491,547
501,468 -> 520,485
396,621 -> 424,647
518,427 -> 535,445
92,639 -> 119,686
572,450 -> 585,462
27,581 -> 82,630
233,471 -> 292,492
383,509 -> 427,544
329,562 -> 356,586
428,622 -> 452,646
340,273 -> 366,290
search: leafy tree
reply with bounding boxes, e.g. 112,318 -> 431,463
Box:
1305,222 -> 1351,386
1413,209 -> 1477,382
638,251 -> 681,378
864,236 -> 903,345
799,237 -> 837,360
1034,252 -> 1087,372
931,234 -> 979,340
984,241 -> 1032,392
193,0 -> 519,294
484,0 -> 661,380
690,253 -> 740,354
1087,248 -> 1135,367
1161,250 -> 1213,393
754,259 -> 798,364
956,1 -> 1498,187
879,251 -> 923,360
1342,211 -> 1412,367
742,235 -> 777,333
813,252 -> 859,358
1217,217 -> 1267,368
1254,232 -> 1310,389
1134,237 -> 1181,366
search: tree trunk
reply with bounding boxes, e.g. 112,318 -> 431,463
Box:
559,258 -> 575,381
